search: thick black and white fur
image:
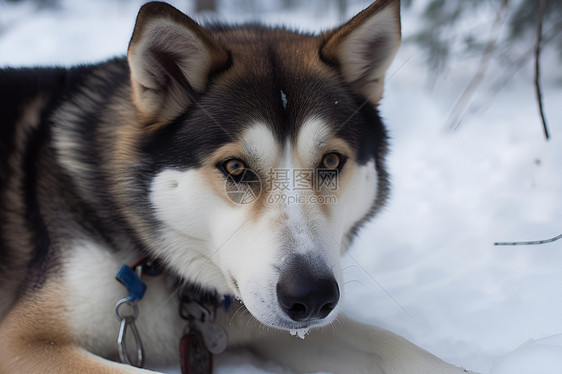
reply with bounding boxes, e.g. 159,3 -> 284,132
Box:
0,1 -> 477,373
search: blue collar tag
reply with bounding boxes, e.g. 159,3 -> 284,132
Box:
116,264 -> 147,302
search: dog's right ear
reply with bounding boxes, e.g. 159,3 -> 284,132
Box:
320,0 -> 401,105
128,2 -> 229,124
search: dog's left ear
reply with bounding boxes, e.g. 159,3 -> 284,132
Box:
127,2 -> 229,123
321,0 -> 401,104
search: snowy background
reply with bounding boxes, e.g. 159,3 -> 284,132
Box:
1,1 -> 561,373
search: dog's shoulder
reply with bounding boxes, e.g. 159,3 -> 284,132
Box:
0,60 -> 127,318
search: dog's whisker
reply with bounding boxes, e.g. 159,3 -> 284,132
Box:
313,220 -> 415,322
243,313 -> 256,334
229,304 -> 248,326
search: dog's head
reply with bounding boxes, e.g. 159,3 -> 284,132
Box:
127,0 -> 400,330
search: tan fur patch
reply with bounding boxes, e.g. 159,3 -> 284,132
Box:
0,280 -> 138,374
201,143 -> 274,220
0,279 -> 150,373
314,138 -> 355,219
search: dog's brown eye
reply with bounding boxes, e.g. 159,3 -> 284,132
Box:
321,153 -> 341,170
223,159 -> 246,177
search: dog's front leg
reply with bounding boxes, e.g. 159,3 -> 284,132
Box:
246,313 -> 476,374
0,281 -> 160,374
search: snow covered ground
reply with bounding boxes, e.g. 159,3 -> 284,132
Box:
1,1 -> 561,373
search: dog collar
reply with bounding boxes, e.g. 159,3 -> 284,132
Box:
113,255 -> 231,372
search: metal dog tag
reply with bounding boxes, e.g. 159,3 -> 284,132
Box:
196,321 -> 228,354
180,329 -> 212,374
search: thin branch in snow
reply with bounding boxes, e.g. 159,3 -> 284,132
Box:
494,233 -> 562,246
473,21 -> 562,116
445,0 -> 509,132
534,0 -> 550,141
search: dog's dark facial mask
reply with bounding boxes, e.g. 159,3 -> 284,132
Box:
128,0 -> 401,330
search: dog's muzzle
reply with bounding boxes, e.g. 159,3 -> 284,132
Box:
276,254 -> 340,323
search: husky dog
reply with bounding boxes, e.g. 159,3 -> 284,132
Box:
0,1 -> 476,373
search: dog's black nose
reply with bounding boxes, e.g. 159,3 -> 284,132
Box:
276,256 -> 340,322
